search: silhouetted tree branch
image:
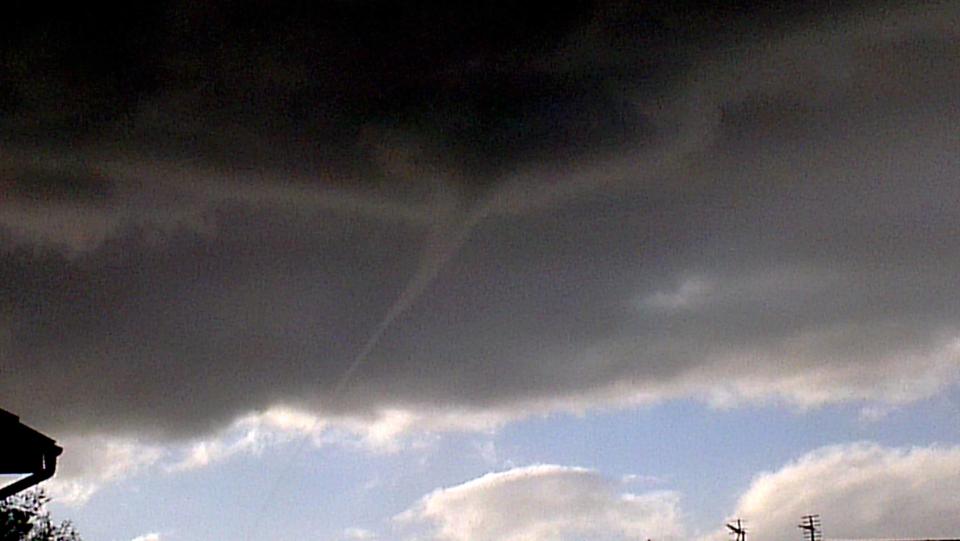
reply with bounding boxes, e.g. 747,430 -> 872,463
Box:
0,489 -> 81,541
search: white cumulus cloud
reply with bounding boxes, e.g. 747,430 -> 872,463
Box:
396,464 -> 685,541
723,443 -> 960,541
343,527 -> 378,540
45,435 -> 165,506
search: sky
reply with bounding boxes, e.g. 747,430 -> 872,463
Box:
1,1 -> 959,540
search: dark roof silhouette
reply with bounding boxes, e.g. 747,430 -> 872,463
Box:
0,408 -> 62,500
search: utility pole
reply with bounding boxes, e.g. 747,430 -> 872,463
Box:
799,514 -> 822,541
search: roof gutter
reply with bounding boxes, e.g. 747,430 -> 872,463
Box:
0,409 -> 63,500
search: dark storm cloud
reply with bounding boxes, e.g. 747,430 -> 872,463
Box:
0,1 -> 841,176
1,1 -> 959,438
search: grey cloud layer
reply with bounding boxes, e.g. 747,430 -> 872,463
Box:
1,2 -> 959,438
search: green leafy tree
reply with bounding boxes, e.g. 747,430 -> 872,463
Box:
0,489 -> 81,541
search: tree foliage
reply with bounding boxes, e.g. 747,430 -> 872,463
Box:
0,489 -> 81,541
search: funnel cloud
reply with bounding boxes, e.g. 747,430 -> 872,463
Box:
1,1 -> 958,449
